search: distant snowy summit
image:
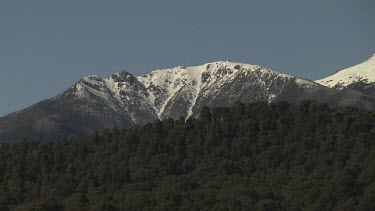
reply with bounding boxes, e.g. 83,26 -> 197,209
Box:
316,53 -> 375,96
2,59 -> 375,143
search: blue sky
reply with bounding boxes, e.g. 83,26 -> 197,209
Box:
1,0 -> 374,116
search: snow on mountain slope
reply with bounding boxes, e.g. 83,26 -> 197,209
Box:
316,54 -> 375,88
55,60 -> 321,121
137,64 -> 203,118
138,61 -> 319,119
188,62 -> 321,117
56,71 -> 158,125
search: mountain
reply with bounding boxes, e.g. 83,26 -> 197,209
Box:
0,72 -> 158,142
316,54 -> 375,96
138,61 -> 321,119
2,60 -> 375,142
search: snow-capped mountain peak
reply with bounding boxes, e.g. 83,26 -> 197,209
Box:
64,61 -> 321,120
59,61 -> 322,122
316,53 -> 375,88
137,61 -> 319,119
138,61 -> 265,118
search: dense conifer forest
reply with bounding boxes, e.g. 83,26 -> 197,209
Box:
1,101 -> 375,210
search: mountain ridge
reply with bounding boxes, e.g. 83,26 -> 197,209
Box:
72,61 -> 321,119
1,58 -> 375,142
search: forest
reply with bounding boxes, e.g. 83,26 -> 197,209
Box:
1,101 -> 375,210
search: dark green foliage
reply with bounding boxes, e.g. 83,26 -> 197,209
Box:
1,101 -> 375,210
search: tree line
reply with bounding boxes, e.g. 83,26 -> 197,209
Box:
1,101 -> 375,210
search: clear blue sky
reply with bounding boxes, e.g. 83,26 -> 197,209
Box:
1,0 -> 374,116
